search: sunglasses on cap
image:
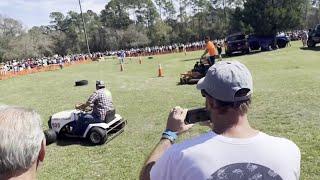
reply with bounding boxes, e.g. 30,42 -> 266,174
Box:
201,89 -> 213,98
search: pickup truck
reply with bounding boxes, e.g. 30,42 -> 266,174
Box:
248,34 -> 290,51
224,33 -> 250,56
307,24 -> 320,47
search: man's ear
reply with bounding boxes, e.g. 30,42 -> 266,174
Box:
36,139 -> 46,170
206,97 -> 215,110
38,139 -> 46,163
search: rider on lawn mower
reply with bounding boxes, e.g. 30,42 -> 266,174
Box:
75,80 -> 115,134
192,60 -> 208,76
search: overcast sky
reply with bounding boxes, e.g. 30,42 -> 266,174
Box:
0,0 -> 108,28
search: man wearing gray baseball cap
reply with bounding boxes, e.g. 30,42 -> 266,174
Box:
141,61 -> 300,180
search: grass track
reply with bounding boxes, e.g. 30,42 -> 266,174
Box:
0,42 -> 319,179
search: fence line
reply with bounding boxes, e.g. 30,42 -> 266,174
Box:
0,59 -> 91,81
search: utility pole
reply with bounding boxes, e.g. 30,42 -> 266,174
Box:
178,0 -> 182,22
304,0 -> 308,29
159,1 -> 162,20
78,0 -> 90,54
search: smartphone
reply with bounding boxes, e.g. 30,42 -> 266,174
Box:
185,107 -> 211,124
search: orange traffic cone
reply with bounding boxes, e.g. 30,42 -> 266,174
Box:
158,64 -> 164,77
120,63 -> 124,71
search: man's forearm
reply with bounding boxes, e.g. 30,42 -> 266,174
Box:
140,107 -> 192,180
79,102 -> 91,110
140,139 -> 172,180
85,102 -> 91,107
202,49 -> 208,57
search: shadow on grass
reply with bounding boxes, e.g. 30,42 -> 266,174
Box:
176,82 -> 197,86
181,57 -> 201,62
182,50 -> 265,62
225,49 -> 277,58
300,47 -> 320,51
176,80 -> 199,86
52,127 -> 126,147
55,137 -> 95,147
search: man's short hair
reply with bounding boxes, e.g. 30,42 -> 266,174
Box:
0,106 -> 44,175
205,36 -> 210,41
214,89 -> 252,115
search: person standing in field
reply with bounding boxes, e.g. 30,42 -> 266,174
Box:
0,64 -> 5,77
201,36 -> 218,66
119,50 -> 126,64
217,42 -> 223,61
301,30 -> 308,47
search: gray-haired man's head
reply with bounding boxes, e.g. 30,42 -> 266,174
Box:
0,106 -> 45,179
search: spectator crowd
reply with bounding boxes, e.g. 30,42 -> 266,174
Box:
0,41 -> 207,75
0,54 -> 93,75
1,31 -> 308,76
106,41 -> 206,57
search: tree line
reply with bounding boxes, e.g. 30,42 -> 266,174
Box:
0,0 -> 320,62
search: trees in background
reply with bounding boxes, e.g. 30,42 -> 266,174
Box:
4,26 -> 54,60
0,15 -> 23,61
241,0 -> 305,36
1,0 -> 320,62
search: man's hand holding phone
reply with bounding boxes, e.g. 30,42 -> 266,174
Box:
165,106 -> 212,136
166,106 -> 194,135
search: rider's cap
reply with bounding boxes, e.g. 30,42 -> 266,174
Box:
197,61 -> 253,102
96,80 -> 105,87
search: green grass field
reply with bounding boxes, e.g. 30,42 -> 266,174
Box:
0,42 -> 319,179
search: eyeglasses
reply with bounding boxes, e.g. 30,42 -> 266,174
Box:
201,89 -> 212,98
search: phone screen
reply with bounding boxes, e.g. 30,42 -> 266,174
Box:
185,107 -> 210,124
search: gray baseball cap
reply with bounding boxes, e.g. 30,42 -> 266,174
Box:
197,61 -> 253,102
96,80 -> 105,87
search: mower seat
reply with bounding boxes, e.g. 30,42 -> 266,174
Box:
105,109 -> 116,123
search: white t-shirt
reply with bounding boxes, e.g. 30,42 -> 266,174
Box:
150,131 -> 300,180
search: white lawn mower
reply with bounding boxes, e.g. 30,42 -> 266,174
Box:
44,109 -> 126,145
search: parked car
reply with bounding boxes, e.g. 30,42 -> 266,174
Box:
224,33 -> 250,56
247,34 -> 261,50
248,34 -> 289,51
307,24 -> 320,47
276,35 -> 290,48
